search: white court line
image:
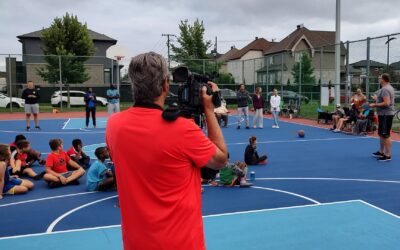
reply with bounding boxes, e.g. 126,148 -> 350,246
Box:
227,136 -> 372,145
46,195 -> 118,233
250,186 -> 320,204
0,191 -> 97,207
0,199 -> 362,240
358,200 -> 400,219
61,118 -> 71,130
255,177 -> 400,184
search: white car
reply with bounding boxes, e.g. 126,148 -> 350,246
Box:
0,93 -> 25,108
51,91 -> 108,107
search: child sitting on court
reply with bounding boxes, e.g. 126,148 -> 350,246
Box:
43,139 -> 85,188
219,153 -> 252,187
10,134 -> 46,166
86,147 -> 115,192
10,140 -> 45,180
67,139 -> 91,169
0,144 -> 34,199
244,136 -> 268,165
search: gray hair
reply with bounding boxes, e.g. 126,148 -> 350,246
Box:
128,52 -> 169,103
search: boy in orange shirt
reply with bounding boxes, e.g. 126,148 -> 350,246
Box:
44,139 -> 85,188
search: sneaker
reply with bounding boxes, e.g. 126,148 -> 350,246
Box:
26,126 -> 30,131
272,125 -> 276,128
253,126 -> 257,129
33,171 -> 46,180
240,182 -> 253,188
372,151 -> 384,158
246,126 -> 250,129
35,126 -> 41,130
276,125 -> 279,129
377,155 -> 392,162
259,126 -> 263,129
237,126 -> 240,129
333,129 -> 340,133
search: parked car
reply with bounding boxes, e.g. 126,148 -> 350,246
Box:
165,92 -> 179,106
267,90 -> 309,104
0,93 -> 25,108
220,88 -> 239,105
51,91 -> 108,107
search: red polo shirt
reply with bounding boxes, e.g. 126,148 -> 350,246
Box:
106,105 -> 216,250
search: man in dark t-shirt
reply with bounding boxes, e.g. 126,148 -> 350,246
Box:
21,81 -> 40,131
370,73 -> 395,161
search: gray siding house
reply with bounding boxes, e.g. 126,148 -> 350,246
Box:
16,29 -> 119,85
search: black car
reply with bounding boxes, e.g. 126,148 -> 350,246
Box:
267,90 -> 309,104
219,88 -> 239,105
165,92 -> 179,106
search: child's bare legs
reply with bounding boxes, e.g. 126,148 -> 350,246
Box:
65,168 -> 85,184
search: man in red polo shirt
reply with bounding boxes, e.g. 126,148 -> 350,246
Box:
106,52 -> 228,250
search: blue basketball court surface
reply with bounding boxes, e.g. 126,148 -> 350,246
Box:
0,114 -> 399,249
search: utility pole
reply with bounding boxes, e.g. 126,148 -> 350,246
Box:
334,0 -> 341,107
385,36 -> 396,72
162,33 -> 176,71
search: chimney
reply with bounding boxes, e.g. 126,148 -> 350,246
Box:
297,24 -> 304,29
231,46 -> 235,50
255,36 -> 258,40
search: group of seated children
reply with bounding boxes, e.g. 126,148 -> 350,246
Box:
201,136 -> 267,188
330,103 -> 374,135
0,135 -> 116,199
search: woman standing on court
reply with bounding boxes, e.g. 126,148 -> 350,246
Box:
270,89 -> 281,128
84,88 -> 97,128
252,87 -> 264,128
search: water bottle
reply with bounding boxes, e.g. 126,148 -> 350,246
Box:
249,171 -> 255,181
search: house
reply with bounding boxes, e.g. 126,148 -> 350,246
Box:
257,25 -> 345,85
226,37 -> 275,84
8,29 -> 119,88
390,61 -> 400,82
217,46 -> 239,74
346,60 -> 386,85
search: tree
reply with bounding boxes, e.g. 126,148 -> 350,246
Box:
291,53 -> 316,85
37,13 -> 95,107
171,19 -> 213,74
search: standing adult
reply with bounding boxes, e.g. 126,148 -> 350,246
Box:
106,52 -> 228,249
252,87 -> 264,129
270,89 -> 281,128
107,84 -> 120,115
351,88 -> 366,111
84,88 -> 97,128
21,81 -> 40,131
370,73 -> 395,161
236,83 -> 251,129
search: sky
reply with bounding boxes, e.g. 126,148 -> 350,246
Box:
1,0 -> 400,69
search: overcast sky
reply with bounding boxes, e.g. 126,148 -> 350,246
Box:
1,0 -> 400,67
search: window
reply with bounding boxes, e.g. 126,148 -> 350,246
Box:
104,68 -> 111,84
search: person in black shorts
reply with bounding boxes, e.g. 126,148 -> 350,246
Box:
21,81 -> 40,131
370,73 -> 395,162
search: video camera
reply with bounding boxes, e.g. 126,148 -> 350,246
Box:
162,66 -> 221,126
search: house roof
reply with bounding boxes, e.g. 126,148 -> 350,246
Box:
17,29 -> 117,42
217,47 -> 239,62
264,26 -> 335,55
229,38 -> 275,60
351,60 -> 386,68
390,61 -> 400,70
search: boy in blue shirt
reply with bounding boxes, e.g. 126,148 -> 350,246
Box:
107,84 -> 120,115
86,147 -> 115,191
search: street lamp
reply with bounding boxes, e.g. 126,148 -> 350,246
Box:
385,36 -> 397,72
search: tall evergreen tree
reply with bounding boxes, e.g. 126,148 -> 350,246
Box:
171,19 -> 214,74
291,53 -> 316,84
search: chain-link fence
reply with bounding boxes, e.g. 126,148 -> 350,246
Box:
1,33 -> 400,114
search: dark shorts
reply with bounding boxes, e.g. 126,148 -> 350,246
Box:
378,115 -> 394,138
3,178 -> 23,194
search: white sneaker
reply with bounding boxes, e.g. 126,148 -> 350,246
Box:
276,125 -> 279,129
272,125 -> 276,128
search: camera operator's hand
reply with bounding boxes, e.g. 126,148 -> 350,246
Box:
207,81 -> 219,92
201,86 -> 214,111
